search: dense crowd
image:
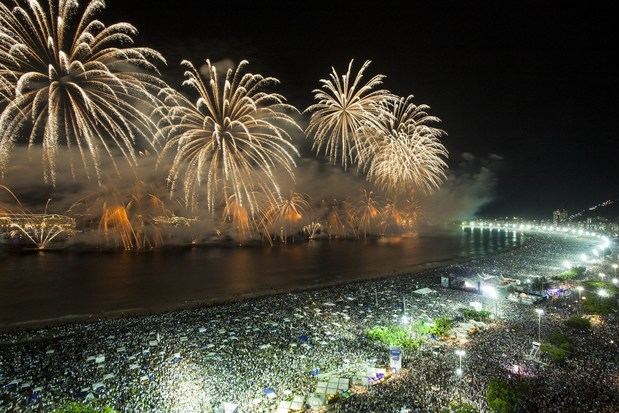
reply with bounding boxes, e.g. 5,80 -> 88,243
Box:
0,232 -> 617,412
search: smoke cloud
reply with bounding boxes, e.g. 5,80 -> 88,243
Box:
0,147 -> 501,246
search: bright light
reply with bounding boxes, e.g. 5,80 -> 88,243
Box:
535,308 -> 544,316
469,301 -> 483,311
576,286 -> 584,292
598,272 -> 606,279
612,278 -> 618,285
592,249 -> 599,257
455,349 -> 466,357
580,253 -> 588,262
612,264 -> 618,269
401,315 -> 410,325
455,367 -> 463,376
562,260 -> 572,269
481,284 -> 498,298
597,289 -> 609,298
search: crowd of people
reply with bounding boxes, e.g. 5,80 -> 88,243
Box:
0,231 -> 617,412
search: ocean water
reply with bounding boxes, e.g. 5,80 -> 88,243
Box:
0,228 -> 525,327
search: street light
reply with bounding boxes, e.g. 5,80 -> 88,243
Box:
576,286 -> 584,302
612,278 -> 618,286
612,264 -> 618,275
598,272 -> 606,280
482,284 -> 499,317
455,349 -> 465,376
535,309 -> 544,342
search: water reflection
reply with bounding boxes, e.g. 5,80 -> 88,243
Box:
0,229 -> 523,327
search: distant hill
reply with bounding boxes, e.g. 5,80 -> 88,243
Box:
570,199 -> 619,222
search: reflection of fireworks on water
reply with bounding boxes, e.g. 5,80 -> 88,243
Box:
157,60 -> 300,213
0,0 -> 166,183
361,96 -> 448,195
261,192 -> 310,242
306,60 -> 390,169
0,185 -> 74,249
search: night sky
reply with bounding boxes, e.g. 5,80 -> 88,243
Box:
104,1 -> 617,219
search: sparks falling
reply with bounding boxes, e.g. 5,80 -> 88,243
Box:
0,0 -> 166,184
306,60 -> 391,170
361,95 -> 448,195
157,60 -> 300,214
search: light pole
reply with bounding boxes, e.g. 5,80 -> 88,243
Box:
482,285 -> 499,318
576,286 -> 584,302
401,313 -> 411,338
455,349 -> 465,376
612,264 -> 618,276
535,308 -> 544,342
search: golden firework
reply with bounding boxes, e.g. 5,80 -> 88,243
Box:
261,192 -> 310,242
306,60 -> 391,169
0,0 -> 166,183
361,95 -> 448,194
157,59 -> 300,213
70,181 -> 169,250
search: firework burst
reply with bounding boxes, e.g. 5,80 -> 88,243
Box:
354,189 -> 381,237
306,60 -> 391,169
222,194 -> 254,242
157,60 -> 300,213
0,0 -> 166,183
0,185 -> 75,249
68,181 -> 170,250
261,192 -> 310,242
361,95 -> 448,194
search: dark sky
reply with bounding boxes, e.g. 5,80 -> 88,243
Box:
103,1 -> 617,219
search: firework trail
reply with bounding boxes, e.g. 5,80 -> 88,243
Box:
306,60 -> 391,169
0,0 -> 166,184
157,59 -> 300,214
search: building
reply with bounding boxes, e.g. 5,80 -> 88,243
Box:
552,209 -> 568,224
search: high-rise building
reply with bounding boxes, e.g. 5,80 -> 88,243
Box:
553,209 -> 568,224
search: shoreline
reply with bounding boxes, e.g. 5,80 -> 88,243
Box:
1,231 -> 611,413
0,235 -> 529,334
0,255 -> 468,333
